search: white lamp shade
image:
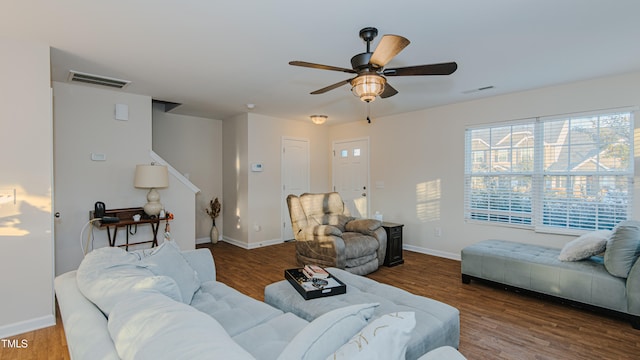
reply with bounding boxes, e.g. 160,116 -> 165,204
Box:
134,164 -> 169,189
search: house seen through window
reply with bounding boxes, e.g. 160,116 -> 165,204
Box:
464,108 -> 634,232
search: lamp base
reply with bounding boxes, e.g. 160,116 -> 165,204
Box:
143,188 -> 163,217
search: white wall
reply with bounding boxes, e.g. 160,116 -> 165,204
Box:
330,72 -> 640,259
222,113 -> 249,246
53,82 -> 154,274
53,82 -> 197,274
247,113 -> 331,246
152,105 -> 222,243
0,40 -> 55,337
222,113 -> 331,247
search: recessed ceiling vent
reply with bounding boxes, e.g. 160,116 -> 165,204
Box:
68,70 -> 131,89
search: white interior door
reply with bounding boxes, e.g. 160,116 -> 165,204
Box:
332,138 -> 370,218
281,137 -> 310,240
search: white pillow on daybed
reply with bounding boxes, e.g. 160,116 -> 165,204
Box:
558,230 -> 610,262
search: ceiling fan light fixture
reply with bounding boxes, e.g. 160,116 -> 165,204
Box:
351,74 -> 386,102
310,114 -> 328,125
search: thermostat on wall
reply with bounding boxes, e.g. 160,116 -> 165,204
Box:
251,163 -> 264,172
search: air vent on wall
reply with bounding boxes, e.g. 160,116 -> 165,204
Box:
68,70 -> 131,89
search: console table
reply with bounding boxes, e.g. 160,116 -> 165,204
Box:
382,222 -> 404,266
90,207 -> 165,250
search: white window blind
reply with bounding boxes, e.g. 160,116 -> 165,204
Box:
465,108 -> 634,232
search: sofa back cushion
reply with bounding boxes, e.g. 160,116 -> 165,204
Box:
604,220 -> 640,278
139,240 -> 201,304
76,247 -> 182,316
108,292 -> 255,360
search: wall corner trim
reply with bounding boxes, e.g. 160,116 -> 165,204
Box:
149,150 -> 201,194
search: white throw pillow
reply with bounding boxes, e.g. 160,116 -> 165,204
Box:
326,312 -> 416,360
140,240 -> 201,303
76,246 -> 182,315
108,293 -> 255,360
277,303 -> 379,360
558,230 -> 611,262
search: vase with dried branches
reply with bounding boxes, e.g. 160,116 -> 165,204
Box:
206,197 -> 221,244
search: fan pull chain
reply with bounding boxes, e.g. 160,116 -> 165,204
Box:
366,102 -> 371,123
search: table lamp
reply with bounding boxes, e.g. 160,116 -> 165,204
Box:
134,164 -> 169,217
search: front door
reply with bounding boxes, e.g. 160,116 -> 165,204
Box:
332,138 -> 370,218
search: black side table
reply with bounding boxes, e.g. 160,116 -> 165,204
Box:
381,222 -> 404,266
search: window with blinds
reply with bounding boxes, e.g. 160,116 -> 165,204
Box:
464,108 -> 634,232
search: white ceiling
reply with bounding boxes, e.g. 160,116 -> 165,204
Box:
4,1 -> 640,125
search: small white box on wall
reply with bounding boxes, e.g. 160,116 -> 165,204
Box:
115,103 -> 129,121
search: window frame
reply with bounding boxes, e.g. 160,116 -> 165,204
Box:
464,107 -> 635,234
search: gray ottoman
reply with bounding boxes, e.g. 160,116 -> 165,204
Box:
264,267 -> 460,360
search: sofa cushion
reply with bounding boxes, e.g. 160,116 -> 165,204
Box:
276,303 -> 378,360
327,311 -> 416,360
558,230 -> 610,262
108,292 -> 255,360
605,220 -> 640,278
232,312 -> 309,360
140,240 -> 201,304
191,281 -> 284,337
76,247 -> 182,316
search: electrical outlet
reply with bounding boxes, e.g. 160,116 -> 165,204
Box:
434,227 -> 442,237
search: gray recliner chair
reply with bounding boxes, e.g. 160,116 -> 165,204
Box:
287,192 -> 387,275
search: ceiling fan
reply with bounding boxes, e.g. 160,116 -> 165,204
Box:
289,27 -> 458,103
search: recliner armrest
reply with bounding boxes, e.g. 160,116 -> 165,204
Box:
345,218 -> 382,234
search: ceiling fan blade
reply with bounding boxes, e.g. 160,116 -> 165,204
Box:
370,35 -> 410,67
383,62 -> 458,76
310,79 -> 352,94
380,83 -> 398,98
289,61 -> 356,74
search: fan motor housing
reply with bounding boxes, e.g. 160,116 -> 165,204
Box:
351,53 -> 379,71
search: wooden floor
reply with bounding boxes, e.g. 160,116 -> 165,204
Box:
3,241 -> 639,359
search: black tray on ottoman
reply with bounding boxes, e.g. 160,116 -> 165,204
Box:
284,268 -> 346,300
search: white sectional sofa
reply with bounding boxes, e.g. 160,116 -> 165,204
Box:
55,240 -> 465,360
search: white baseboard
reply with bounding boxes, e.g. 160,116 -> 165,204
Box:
209,236 -> 284,249
0,314 -> 56,339
201,237 -> 460,261
403,244 -> 461,261
195,237 -> 211,245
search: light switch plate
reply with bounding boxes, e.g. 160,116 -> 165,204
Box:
91,153 -> 106,161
